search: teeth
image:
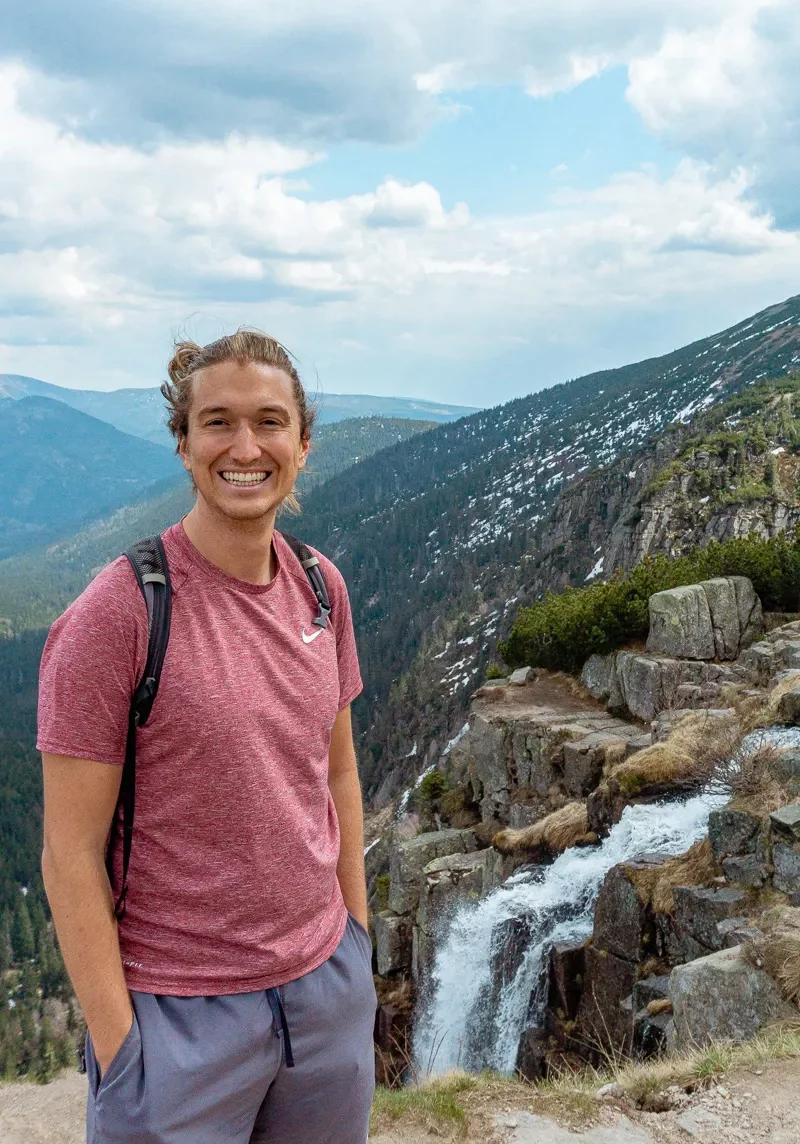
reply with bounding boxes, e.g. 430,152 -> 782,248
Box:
220,471 -> 269,484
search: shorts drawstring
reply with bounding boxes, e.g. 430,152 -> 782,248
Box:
266,987 -> 295,1068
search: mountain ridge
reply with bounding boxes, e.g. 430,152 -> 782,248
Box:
0,374 -> 477,446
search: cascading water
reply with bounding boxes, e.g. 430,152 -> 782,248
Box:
415,726 -> 800,1076
415,790 -> 726,1074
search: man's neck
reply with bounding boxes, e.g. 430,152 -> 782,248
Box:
181,501 -> 277,585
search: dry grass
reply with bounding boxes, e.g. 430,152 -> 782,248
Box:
626,838 -> 720,915
493,801 -> 592,855
752,670 -> 800,729
608,1022 -> 800,1103
610,711 -> 741,796
744,906 -> 800,1005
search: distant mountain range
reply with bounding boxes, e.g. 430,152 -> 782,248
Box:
0,374 -> 476,446
0,396 -> 180,560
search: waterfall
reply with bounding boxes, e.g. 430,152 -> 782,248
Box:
414,790 -> 727,1075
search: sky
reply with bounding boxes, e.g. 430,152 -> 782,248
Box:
0,0 -> 799,405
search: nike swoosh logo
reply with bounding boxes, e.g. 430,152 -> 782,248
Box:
302,628 -> 324,644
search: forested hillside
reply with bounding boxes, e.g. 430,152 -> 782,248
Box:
0,397 -> 180,560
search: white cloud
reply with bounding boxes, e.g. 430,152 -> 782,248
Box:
627,1 -> 800,225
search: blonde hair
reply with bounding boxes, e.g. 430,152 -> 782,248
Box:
161,329 -> 316,515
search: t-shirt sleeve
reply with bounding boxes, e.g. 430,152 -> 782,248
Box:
37,558 -> 148,766
320,557 -> 363,711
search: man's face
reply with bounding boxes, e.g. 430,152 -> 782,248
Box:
178,360 -> 309,524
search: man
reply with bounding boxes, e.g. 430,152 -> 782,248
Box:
38,332 -> 376,1143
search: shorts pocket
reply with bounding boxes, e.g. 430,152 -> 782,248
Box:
347,911 -> 374,971
93,1013 -> 141,1098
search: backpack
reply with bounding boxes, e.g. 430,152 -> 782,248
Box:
106,531 -> 331,921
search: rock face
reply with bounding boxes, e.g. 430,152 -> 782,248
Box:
669,946 -> 796,1049
374,913 -> 412,976
673,886 -> 748,954
646,577 -> 762,661
388,828 -> 477,914
416,847 -> 502,966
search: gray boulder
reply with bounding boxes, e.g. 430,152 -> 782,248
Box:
387,828 -> 476,915
708,808 -> 761,863
580,654 -> 615,701
647,577 -> 762,661
773,844 -> 800,894
778,686 -> 800,726
374,913 -> 412,976
673,886 -> 748,953
647,584 -> 715,660
669,946 -> 796,1049
770,803 -> 800,843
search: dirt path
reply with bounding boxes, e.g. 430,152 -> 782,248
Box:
3,1056 -> 799,1142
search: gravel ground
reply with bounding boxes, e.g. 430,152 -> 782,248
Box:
2,1056 -> 800,1143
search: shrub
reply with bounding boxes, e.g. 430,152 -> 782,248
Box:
500,528 -> 800,673
485,662 -> 506,680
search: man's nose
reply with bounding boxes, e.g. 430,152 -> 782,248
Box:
229,423 -> 262,463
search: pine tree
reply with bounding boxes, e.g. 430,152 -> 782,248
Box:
0,910 -> 10,973
33,1020 -> 59,1085
10,895 -> 35,962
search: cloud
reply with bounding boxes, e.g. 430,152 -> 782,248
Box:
627,0 -> 800,226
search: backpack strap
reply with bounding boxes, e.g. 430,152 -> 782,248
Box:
107,535 -> 172,922
280,533 -> 332,629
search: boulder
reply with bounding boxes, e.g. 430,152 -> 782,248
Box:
708,808 -> 761,863
563,733 -> 626,798
718,919 -> 763,949
770,803 -> 800,844
576,946 -> 636,1056
633,974 -> 671,1011
778,687 -> 800,726
580,654 -> 615,701
647,584 -> 715,660
548,941 -> 586,1020
773,844 -> 800,894
701,577 -> 762,660
669,946 -> 796,1049
388,828 -> 477,915
593,862 -> 653,962
776,749 -> 800,783
374,913 -> 412,976
508,666 -> 533,686
673,886 -> 748,954
633,1008 -> 672,1059
721,853 -> 768,888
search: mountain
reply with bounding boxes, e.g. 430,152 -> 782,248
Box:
0,397 -> 181,560
527,374 -> 800,599
0,373 -> 475,447
0,416 -> 435,634
290,293 -> 800,798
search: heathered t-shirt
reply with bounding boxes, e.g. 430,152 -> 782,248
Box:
37,523 -> 362,996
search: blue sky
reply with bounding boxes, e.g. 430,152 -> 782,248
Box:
0,1 -> 798,405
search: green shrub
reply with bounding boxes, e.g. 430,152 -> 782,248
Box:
485,662 -> 506,680
412,770 -> 447,811
500,529 -> 800,674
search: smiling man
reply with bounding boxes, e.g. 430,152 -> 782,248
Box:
37,331 -> 377,1144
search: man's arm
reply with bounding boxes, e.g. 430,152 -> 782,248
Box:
328,705 -> 368,929
41,753 -> 134,1075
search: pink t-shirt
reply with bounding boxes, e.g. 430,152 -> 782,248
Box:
37,523 -> 362,996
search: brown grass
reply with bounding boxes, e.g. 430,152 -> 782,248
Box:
626,838 -> 721,915
744,906 -> 800,1004
646,998 -> 673,1016
753,670 -> 800,729
493,801 -> 592,855
611,711 -> 741,796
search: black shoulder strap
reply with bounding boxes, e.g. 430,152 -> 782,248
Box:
280,533 -> 332,629
107,535 -> 172,922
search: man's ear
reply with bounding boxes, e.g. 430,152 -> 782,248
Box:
298,436 -> 311,469
178,434 -> 191,472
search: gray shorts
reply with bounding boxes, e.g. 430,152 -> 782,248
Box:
85,914 -> 377,1144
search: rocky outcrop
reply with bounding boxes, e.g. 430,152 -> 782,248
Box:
387,828 -> 476,915
669,946 -> 796,1049
647,578 -> 762,661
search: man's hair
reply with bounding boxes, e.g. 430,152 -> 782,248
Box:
161,329 -> 316,514
161,329 -> 316,442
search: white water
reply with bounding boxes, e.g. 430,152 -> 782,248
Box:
414,790 -> 727,1075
